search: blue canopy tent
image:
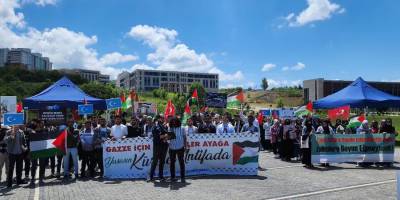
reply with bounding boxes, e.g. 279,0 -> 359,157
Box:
24,76 -> 106,110
313,77 -> 400,109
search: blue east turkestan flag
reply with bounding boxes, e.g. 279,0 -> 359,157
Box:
3,113 -> 24,126
106,98 -> 122,110
78,104 -> 94,115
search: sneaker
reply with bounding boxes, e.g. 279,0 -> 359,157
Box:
181,178 -> 186,183
159,177 -> 166,182
146,177 -> 154,182
39,179 -> 44,185
17,180 -> 27,185
170,178 -> 178,182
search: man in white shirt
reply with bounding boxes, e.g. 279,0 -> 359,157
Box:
216,114 -> 235,134
184,118 -> 198,135
111,116 -> 128,140
263,118 -> 272,151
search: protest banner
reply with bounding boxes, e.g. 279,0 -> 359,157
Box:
133,102 -> 157,115
311,133 -> 395,164
0,96 -> 17,113
205,93 -> 227,108
103,133 -> 259,179
39,104 -> 66,125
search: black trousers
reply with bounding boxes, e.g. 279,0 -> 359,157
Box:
169,148 -> 185,179
94,148 -> 103,176
301,148 -> 311,166
149,146 -> 168,179
81,151 -> 95,176
50,155 -> 63,174
24,156 -> 30,178
31,158 -> 47,180
7,153 -> 24,186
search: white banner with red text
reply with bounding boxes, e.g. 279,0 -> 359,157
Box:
103,133 -> 259,179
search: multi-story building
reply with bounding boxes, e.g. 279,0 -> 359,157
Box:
0,48 -> 52,70
303,78 -> 400,104
117,71 -> 130,88
59,68 -> 110,83
0,48 -> 9,67
117,69 -> 219,93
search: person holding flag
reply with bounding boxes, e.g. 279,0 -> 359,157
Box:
63,119 -> 80,180
148,115 -> 169,182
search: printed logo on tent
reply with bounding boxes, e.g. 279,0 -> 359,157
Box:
232,141 -> 259,165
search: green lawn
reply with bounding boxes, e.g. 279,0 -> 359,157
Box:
367,115 -> 400,141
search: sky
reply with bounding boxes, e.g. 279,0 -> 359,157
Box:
1,0 -> 400,89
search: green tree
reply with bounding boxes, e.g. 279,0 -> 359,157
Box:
80,82 -> 123,99
261,78 -> 269,91
276,97 -> 284,108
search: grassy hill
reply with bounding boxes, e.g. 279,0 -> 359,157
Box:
245,88 -> 304,110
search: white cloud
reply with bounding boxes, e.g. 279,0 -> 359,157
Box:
22,0 -> 58,6
0,0 -> 25,28
282,62 -> 306,71
0,1 -> 138,79
99,52 -> 138,66
261,63 -> 276,72
127,25 -> 243,82
130,63 -> 154,71
286,0 -> 344,27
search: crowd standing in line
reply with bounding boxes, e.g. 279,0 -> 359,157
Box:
0,111 -> 397,188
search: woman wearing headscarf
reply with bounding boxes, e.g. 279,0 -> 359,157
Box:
316,119 -> 334,167
370,120 -> 379,133
356,120 -> 370,134
270,119 -> 280,156
356,120 -> 372,167
301,118 -> 314,168
280,119 -> 293,161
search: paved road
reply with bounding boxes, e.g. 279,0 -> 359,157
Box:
0,150 -> 399,200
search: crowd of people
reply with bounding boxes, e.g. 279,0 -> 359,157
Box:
260,116 -> 397,169
0,111 -> 397,188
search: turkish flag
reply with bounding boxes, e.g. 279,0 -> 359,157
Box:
257,112 -> 264,125
16,102 -> 23,113
164,100 -> 176,119
306,102 -> 313,112
328,105 -> 350,120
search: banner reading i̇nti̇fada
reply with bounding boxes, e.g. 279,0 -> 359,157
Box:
103,133 -> 259,179
311,133 -> 395,164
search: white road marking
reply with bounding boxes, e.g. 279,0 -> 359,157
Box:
266,165 -> 304,170
265,179 -> 396,200
33,167 -> 40,200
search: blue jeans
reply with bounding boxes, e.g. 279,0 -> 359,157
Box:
63,148 -> 79,176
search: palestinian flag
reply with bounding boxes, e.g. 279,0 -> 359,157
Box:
182,100 -> 191,126
294,106 -> 311,118
227,91 -> 245,110
120,92 -> 128,111
30,130 -> 66,159
232,141 -> 259,165
347,115 -> 366,129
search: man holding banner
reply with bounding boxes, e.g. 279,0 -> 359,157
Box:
148,115 -> 169,182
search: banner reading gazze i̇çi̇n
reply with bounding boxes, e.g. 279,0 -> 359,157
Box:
311,133 -> 395,164
103,133 -> 259,179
